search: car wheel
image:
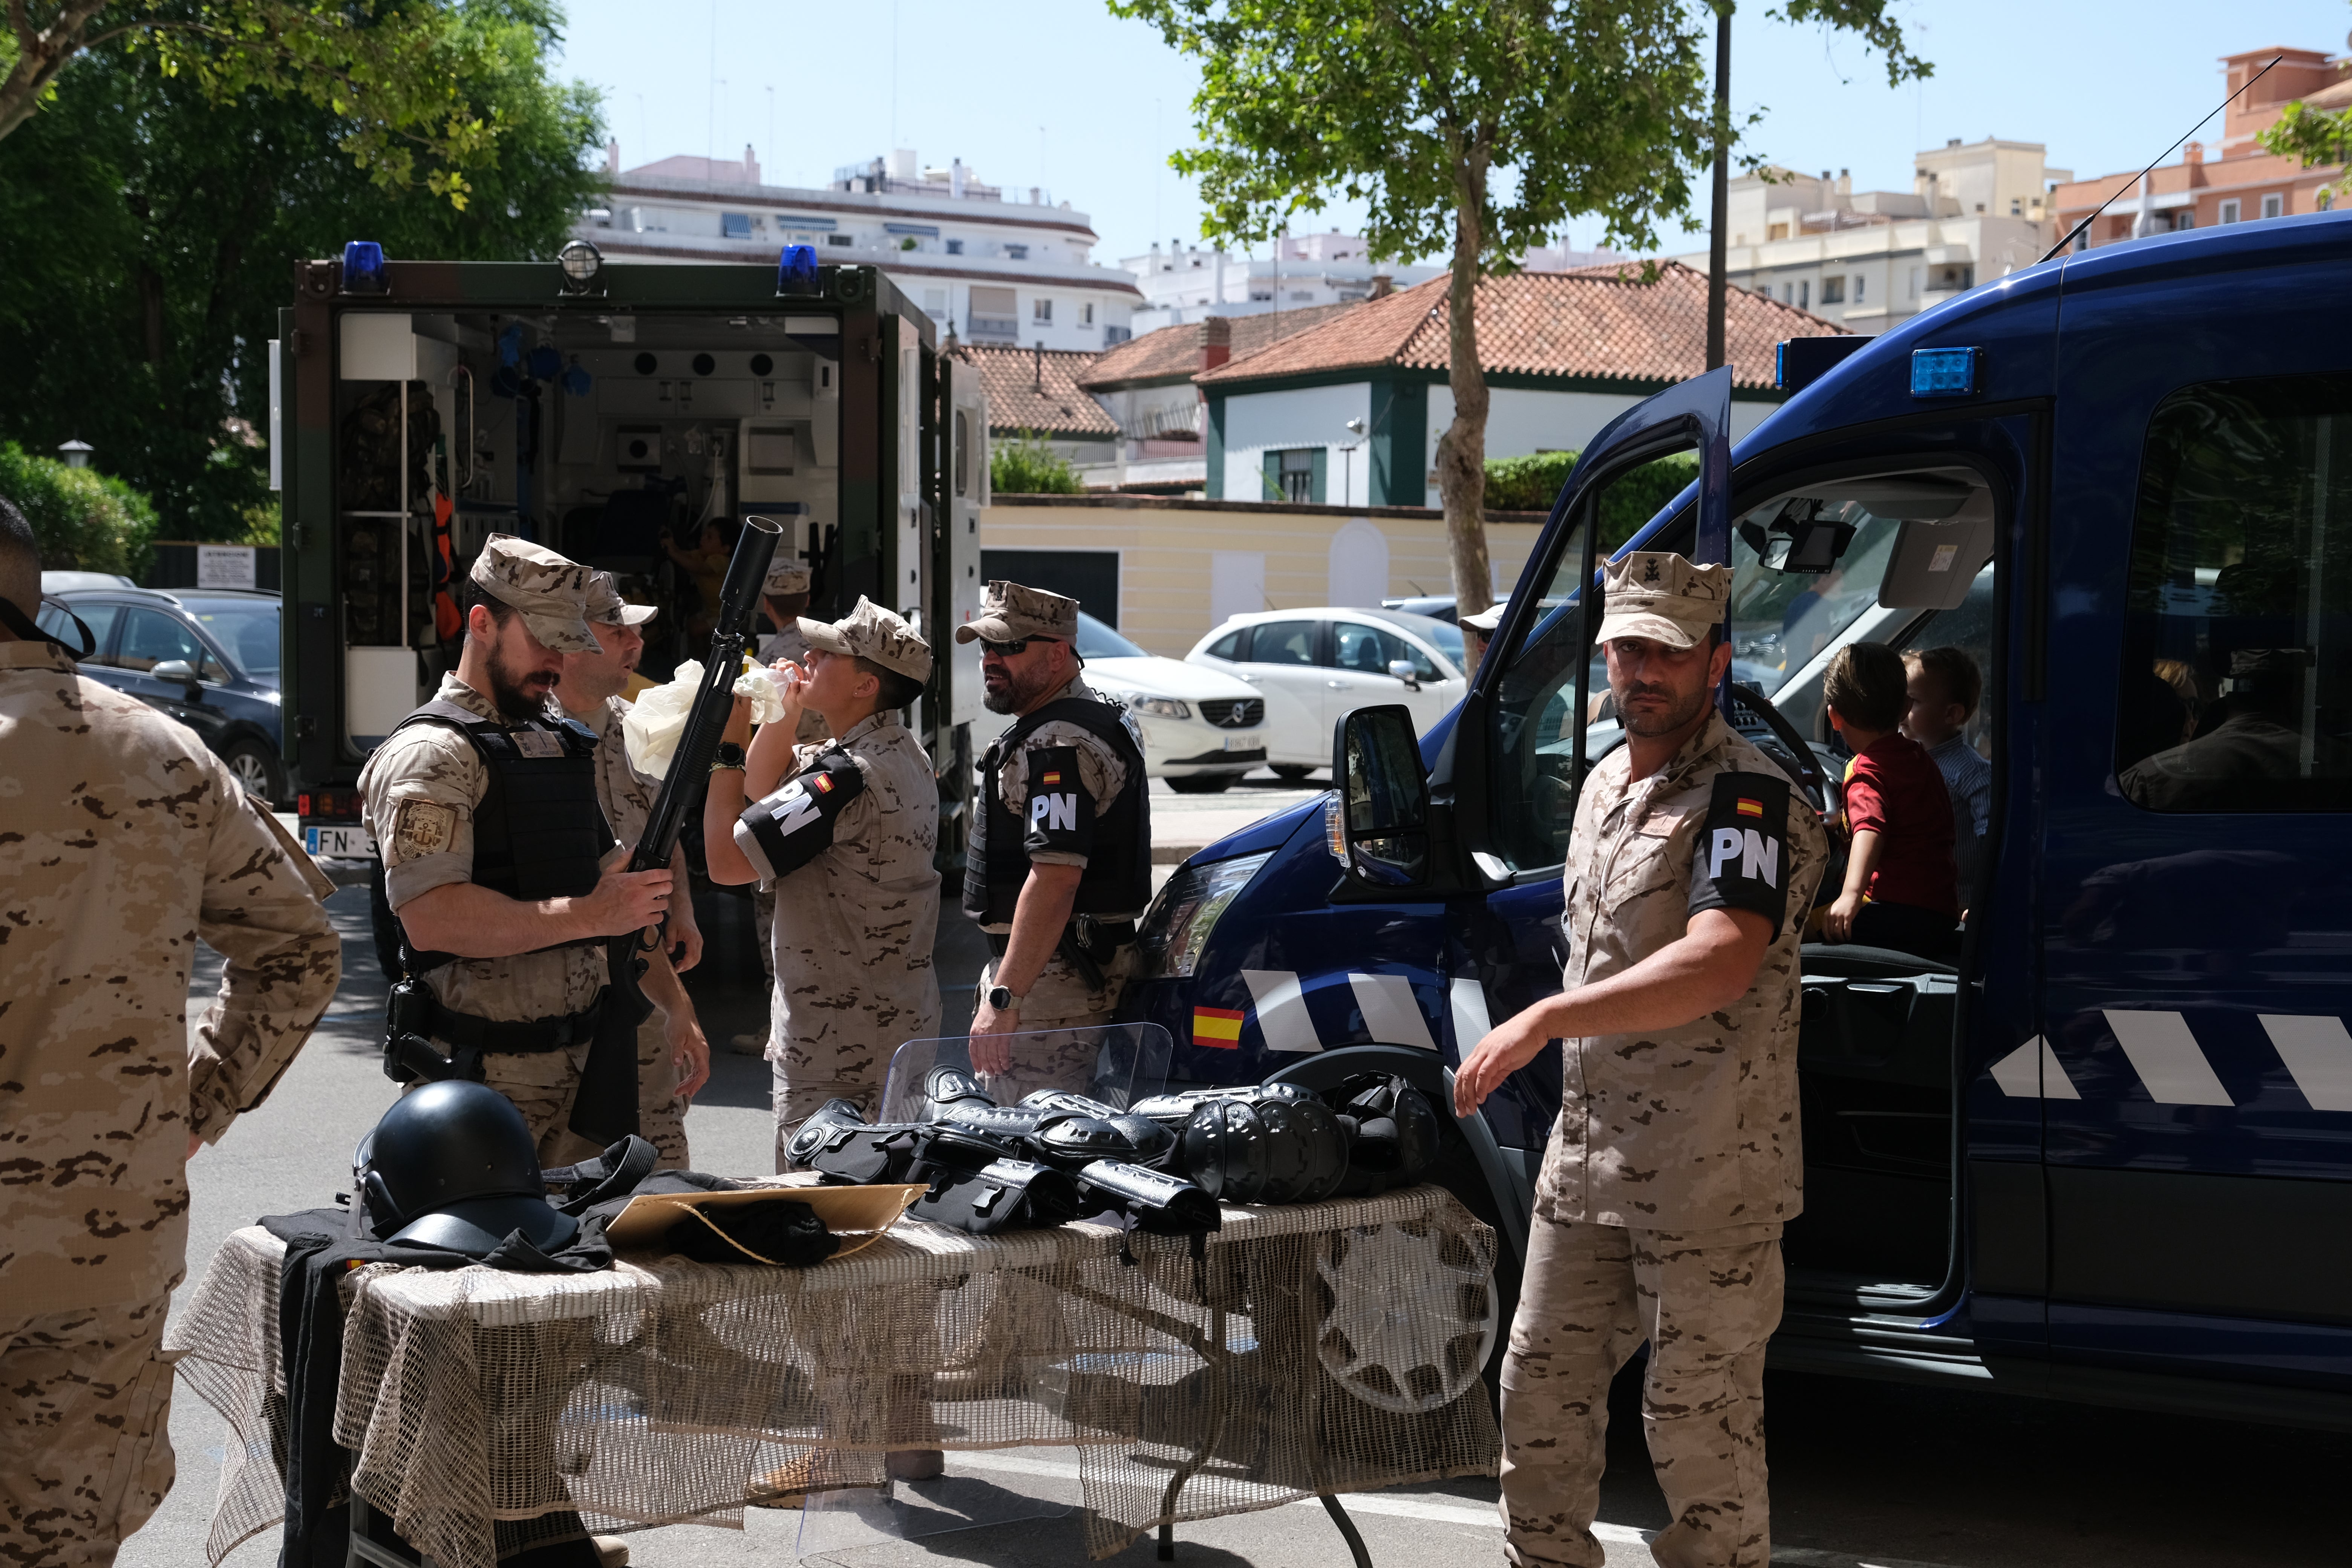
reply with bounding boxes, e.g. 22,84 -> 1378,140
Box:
1166,773 -> 1235,794
220,737 -> 280,805
1271,763 -> 1316,782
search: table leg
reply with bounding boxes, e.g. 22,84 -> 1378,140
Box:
1320,1493 -> 1374,1568
1151,1296 -> 1228,1562
1296,1232 -> 1373,1568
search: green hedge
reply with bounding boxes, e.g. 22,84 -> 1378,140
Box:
989,430 -> 1084,496
0,443 -> 158,579
1485,448 -> 1696,550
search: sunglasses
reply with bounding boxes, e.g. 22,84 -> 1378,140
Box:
979,636 -> 1057,657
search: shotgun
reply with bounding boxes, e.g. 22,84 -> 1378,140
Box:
567,513 -> 782,1143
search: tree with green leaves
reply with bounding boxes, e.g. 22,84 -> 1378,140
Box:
1114,0 -> 1926,617
0,1 -> 601,540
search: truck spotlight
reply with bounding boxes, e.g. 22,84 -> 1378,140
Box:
558,239 -> 603,294
341,240 -> 387,294
776,243 -> 821,297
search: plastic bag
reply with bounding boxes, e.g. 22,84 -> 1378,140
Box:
624,659 -> 787,780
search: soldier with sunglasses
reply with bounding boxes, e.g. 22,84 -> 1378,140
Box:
956,580 -> 1152,1092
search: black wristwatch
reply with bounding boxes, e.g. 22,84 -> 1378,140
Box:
985,983 -> 1025,1011
710,741 -> 747,772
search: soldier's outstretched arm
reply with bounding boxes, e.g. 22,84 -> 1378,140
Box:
395,859 -> 673,958
1453,908 -> 1773,1116
188,770 -> 342,1150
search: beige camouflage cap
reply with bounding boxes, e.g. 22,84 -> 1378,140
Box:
583,569 -> 657,628
798,595 -> 934,682
470,534 -> 602,654
763,559 -> 812,596
1596,550 -> 1730,650
953,579 -> 1078,645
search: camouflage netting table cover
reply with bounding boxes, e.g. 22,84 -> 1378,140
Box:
166,1183 -> 1502,1568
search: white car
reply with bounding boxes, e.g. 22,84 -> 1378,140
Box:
1185,608 -> 1467,777
969,612 -> 1269,793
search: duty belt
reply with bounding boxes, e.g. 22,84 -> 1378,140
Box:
985,917 -> 1137,960
381,980 -> 604,1086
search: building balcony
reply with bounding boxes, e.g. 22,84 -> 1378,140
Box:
967,313 -> 1020,343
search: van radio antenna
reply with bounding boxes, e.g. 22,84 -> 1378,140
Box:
2040,54 -> 2282,263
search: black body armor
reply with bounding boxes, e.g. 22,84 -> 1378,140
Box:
962,695 -> 1152,925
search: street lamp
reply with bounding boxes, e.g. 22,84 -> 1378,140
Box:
57,439 -> 92,469
1339,417 -> 1367,506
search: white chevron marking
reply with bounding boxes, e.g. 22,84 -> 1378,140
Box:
1240,969 -> 1321,1053
1988,1036 -> 2081,1100
2260,1015 -> 2352,1112
2102,1010 -> 2234,1106
1449,977 -> 1493,1051
1349,972 -> 1438,1050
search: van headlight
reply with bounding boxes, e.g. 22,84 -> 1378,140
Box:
1135,851 -> 1271,980
1129,696 -> 1191,720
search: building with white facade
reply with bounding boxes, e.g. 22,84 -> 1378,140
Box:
1671,138 -> 2072,335
1125,231 -> 1446,333
576,145 -> 1142,355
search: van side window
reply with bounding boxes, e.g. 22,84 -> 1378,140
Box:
2116,374 -> 2352,812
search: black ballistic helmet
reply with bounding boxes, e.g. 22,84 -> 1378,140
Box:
354,1081 -> 577,1256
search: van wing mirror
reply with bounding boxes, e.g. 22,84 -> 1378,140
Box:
1332,704 -> 1430,887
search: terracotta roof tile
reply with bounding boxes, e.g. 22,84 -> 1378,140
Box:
1080,303 -> 1364,389
949,343 -> 1120,439
1195,262 -> 1845,392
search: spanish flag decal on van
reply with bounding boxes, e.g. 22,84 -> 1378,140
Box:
1192,1006 -> 1245,1048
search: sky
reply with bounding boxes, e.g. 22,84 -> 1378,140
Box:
550,1 -> 2352,266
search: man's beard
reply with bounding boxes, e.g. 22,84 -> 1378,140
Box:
982,663 -> 1052,715
1615,676 -> 1711,738
487,641 -> 558,721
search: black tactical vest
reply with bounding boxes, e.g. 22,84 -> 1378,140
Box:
388,698 -> 614,973
963,694 -> 1152,926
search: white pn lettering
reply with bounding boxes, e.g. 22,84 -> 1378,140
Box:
1741,828 -> 1779,887
768,785 -> 821,837
1032,792 -> 1080,833
1709,828 -> 1743,880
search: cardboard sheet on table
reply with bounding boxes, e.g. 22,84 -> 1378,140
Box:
605,1182 -> 927,1260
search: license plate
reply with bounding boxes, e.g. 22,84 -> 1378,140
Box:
1223,732 -> 1263,752
306,826 -> 372,858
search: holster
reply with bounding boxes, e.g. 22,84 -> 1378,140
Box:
798,1122 -> 928,1185
911,1156 -> 1082,1235
380,982 -> 481,1084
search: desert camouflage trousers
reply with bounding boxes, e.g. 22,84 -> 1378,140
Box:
533,1021 -> 692,1172
1,1294 -> 176,1568
1499,1216 -> 1784,1568
970,944 -> 1135,1102
632,1015 -> 691,1170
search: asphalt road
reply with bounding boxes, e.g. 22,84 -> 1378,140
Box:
125,829 -> 2352,1568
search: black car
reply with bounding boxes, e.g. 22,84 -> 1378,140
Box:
37,587 -> 286,803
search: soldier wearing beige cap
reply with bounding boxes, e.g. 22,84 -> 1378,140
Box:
954,580 -> 1152,1092
1453,550 -> 1826,1568
553,570 -> 709,1168
359,534 -> 677,1159
703,596 -> 942,1166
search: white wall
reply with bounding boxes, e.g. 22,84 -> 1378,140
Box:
1421,385 -> 1781,506
1218,383 -> 1373,503
1326,519 -> 1390,606
1210,550 -> 1267,626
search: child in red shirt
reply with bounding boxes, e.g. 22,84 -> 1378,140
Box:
1822,642 -> 1959,958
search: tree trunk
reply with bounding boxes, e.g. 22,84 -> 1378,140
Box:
1433,143 -> 1493,621
1706,5 -> 1732,372
0,0 -> 111,142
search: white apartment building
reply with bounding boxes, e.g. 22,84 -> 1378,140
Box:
1125,231 -> 1446,333
576,145 -> 1142,355
1673,138 -> 2073,335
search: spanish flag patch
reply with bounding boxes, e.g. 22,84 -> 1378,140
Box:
1192,1007 -> 1245,1047
1042,770 -> 1063,785
1735,796 -> 1763,819
811,773 -> 836,794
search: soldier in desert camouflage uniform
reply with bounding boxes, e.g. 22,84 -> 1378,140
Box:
0,498 -> 341,1568
956,581 -> 1153,1093
553,570 -> 710,1167
1455,551 -> 1827,1568
734,558 -> 830,1054
360,535 -> 676,1160
703,596 -> 940,1162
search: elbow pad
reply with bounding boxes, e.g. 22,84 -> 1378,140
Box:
734,749 -> 865,883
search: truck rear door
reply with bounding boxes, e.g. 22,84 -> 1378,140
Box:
2039,224 -> 2352,1390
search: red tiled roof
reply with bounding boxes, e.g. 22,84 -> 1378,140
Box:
1079,303 -> 1363,390
1194,262 -> 1845,392
949,343 -> 1119,439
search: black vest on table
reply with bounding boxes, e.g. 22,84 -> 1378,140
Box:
963,695 -> 1152,926
387,699 -> 614,974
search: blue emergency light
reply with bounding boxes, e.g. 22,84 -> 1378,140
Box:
776,243 -> 821,297
1910,346 -> 1981,397
341,240 -> 387,294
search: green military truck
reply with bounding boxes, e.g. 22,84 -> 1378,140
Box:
274,242 -> 988,880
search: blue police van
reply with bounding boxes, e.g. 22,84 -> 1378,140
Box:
1119,210 -> 2352,1429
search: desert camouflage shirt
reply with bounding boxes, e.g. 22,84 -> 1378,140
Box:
1535,711 -> 1828,1237
765,711 -> 942,1062
358,674 -> 606,1021
580,692 -> 657,849
0,640 -> 339,1311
